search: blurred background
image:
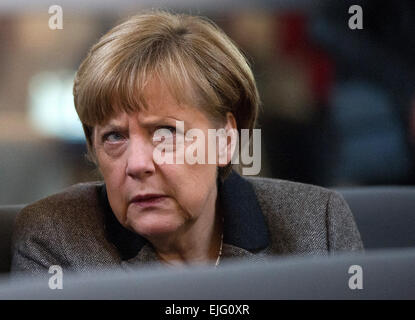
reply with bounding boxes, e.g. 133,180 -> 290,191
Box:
0,0 -> 414,205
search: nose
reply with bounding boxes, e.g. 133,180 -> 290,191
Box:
125,136 -> 156,180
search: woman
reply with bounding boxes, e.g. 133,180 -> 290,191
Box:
11,11 -> 362,274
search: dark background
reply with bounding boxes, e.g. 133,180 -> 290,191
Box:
0,0 -> 414,205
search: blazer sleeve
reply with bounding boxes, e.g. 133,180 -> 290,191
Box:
10,207 -> 68,277
326,191 -> 364,252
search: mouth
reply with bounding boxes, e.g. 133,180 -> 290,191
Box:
130,194 -> 168,208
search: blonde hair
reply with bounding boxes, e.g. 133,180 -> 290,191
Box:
73,10 -> 260,180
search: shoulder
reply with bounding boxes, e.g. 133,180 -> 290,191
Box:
245,176 -> 353,222
244,176 -> 358,253
245,176 -> 336,212
13,181 -> 107,256
11,181 -> 122,272
15,181 -> 104,229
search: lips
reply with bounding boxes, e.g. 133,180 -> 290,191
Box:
130,194 -> 168,208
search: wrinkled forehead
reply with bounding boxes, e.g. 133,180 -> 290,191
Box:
100,74 -> 197,125
112,77 -> 189,117
96,75 -> 225,133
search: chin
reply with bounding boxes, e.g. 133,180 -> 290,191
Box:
126,211 -> 183,238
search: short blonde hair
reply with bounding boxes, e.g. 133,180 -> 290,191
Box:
73,10 -> 260,180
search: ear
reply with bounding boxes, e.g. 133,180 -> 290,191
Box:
217,112 -> 238,167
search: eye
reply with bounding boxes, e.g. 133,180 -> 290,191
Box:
102,131 -> 125,143
153,125 -> 178,146
157,125 -> 176,134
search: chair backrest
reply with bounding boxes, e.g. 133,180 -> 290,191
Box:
0,205 -> 25,273
337,187 -> 415,249
1,248 -> 414,299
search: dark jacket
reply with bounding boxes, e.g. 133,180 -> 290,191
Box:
11,171 -> 363,275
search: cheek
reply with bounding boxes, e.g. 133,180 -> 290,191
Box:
95,144 -> 125,181
96,151 -> 129,221
164,163 -> 217,213
105,175 -> 129,225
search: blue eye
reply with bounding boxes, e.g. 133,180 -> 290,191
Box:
103,131 -> 124,143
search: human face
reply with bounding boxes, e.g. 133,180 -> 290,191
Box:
93,79 -> 235,241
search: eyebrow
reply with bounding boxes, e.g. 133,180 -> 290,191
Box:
140,117 -> 183,127
98,116 -> 186,132
97,124 -> 126,133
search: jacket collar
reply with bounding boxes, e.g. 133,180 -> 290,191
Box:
101,170 -> 270,261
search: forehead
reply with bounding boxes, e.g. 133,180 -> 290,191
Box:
98,78 -> 211,128
103,78 -> 186,121
142,77 -> 180,107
